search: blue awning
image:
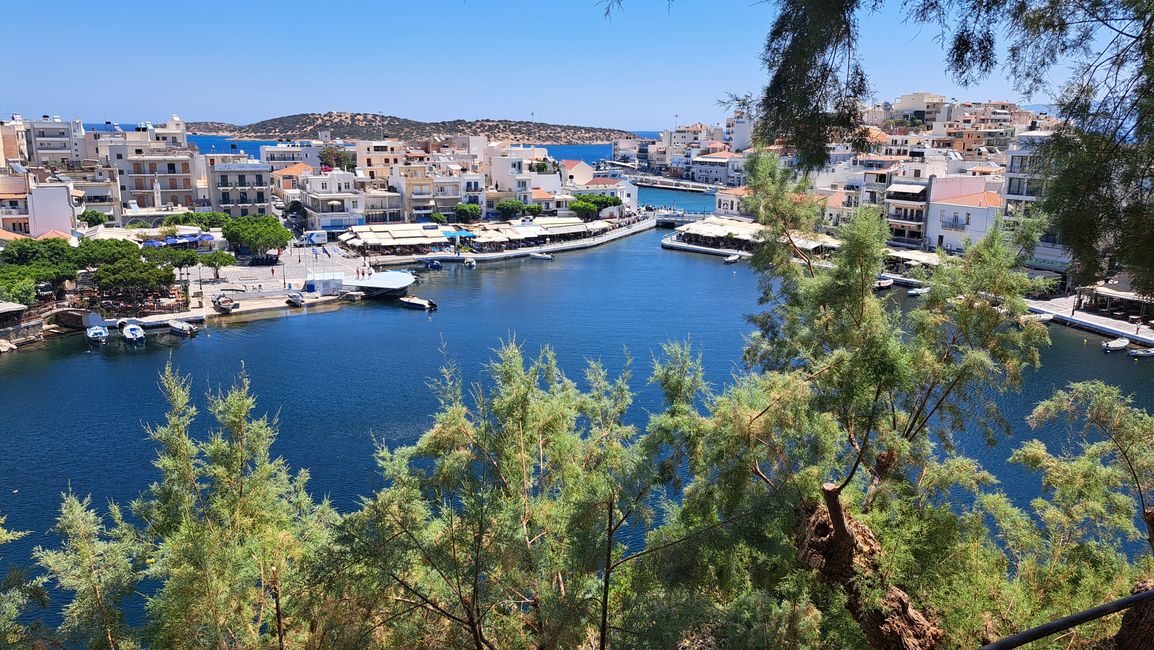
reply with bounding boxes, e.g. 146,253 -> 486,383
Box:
164,237 -> 180,245
444,231 -> 477,238
177,234 -> 199,242
198,233 -> 215,241
142,240 -> 164,247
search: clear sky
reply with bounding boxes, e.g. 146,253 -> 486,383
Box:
4,0 -> 1043,130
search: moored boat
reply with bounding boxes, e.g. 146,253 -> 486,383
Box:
85,325 -> 108,345
339,290 -> 364,302
121,324 -> 145,344
212,294 -> 239,314
1127,347 -> 1154,357
529,252 -> 554,260
167,319 -> 198,337
907,286 -> 930,296
1018,313 -> 1054,326
424,260 -> 443,271
399,296 -> 438,311
1102,337 -> 1130,352
285,291 -> 305,307
463,257 -> 477,268
723,254 -> 741,264
873,278 -> 894,291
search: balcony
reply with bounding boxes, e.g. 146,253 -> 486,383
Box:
887,212 -> 925,225
0,208 -> 30,217
941,220 -> 967,231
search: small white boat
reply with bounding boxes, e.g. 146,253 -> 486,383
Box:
85,325 -> 109,345
723,254 -> 741,265
212,294 -> 239,314
339,290 -> 365,302
167,320 -> 198,337
1018,313 -> 1054,326
285,291 -> 305,307
1126,347 -> 1154,357
399,295 -> 438,311
1102,337 -> 1130,352
121,324 -> 145,344
463,257 -> 477,268
529,252 -> 554,260
907,286 -> 930,297
873,278 -> 894,291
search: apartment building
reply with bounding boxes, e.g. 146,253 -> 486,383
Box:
209,160 -> 271,217
356,140 -> 405,181
25,116 -> 85,167
688,151 -> 745,185
300,169 -> 364,234
270,162 -> 313,202
724,112 -> 754,151
0,117 -> 28,163
0,166 -> 80,238
388,164 -> 436,221
925,189 -> 1004,253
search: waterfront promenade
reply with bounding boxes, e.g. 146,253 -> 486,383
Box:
1026,294 -> 1154,346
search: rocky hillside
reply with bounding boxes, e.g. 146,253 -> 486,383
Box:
187,112 -> 634,144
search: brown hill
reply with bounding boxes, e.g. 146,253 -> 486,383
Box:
187,112 -> 634,144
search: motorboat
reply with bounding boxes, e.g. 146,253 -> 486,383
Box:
398,295 -> 438,311
1127,347 -> 1154,357
723,254 -> 741,264
907,286 -> 930,297
338,290 -> 365,302
285,291 -> 305,307
873,278 -> 894,291
1102,337 -> 1130,352
424,260 -> 443,271
121,324 -> 146,344
85,325 -> 109,345
1018,313 -> 1054,326
167,320 -> 198,337
463,257 -> 477,268
529,252 -> 554,260
212,294 -> 239,314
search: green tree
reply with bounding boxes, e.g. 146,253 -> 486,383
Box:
221,216 -> 291,259
93,258 -> 174,304
199,251 -> 235,281
77,210 -> 108,227
0,275 -> 36,306
0,514 -> 47,648
34,495 -> 142,650
142,247 -> 198,272
161,211 -> 231,230
0,238 -> 73,268
574,193 -> 622,212
72,239 -> 140,268
524,203 -> 542,217
452,203 -> 482,223
428,212 -> 448,224
318,146 -> 354,171
569,200 -> 598,221
495,199 -> 525,220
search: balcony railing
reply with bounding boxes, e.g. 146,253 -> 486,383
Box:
0,208 -> 30,217
941,220 -> 967,231
888,213 -> 925,224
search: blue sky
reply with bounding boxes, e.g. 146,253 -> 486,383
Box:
4,0 -> 1045,130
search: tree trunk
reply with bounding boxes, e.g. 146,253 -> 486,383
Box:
797,486 -> 942,650
1112,579 -> 1154,650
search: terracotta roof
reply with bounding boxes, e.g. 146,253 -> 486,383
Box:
271,162 -> 314,177
0,230 -> 28,241
697,151 -> 739,159
0,192 -> 27,200
584,177 -> 621,186
36,229 -> 72,240
561,160 -> 585,169
717,186 -> 751,197
934,191 -> 1004,208
531,188 -> 552,200
705,140 -> 726,147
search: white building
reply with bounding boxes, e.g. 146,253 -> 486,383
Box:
724,112 -> 753,152
300,170 -> 365,235
925,190 -> 1004,253
24,116 -> 85,167
209,160 -> 271,217
0,167 -> 81,238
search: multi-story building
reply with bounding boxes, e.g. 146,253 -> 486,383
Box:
925,189 -> 1004,253
300,170 -> 364,234
565,176 -> 638,214
389,164 -> 436,221
715,187 -> 752,218
356,140 -> 405,181
1001,130 -> 1071,272
724,112 -> 754,151
24,116 -> 85,167
362,188 -> 404,224
688,151 -> 745,185
560,160 -> 594,185
107,143 -> 196,210
0,116 -> 28,163
209,160 -> 271,217
0,165 -> 81,238
270,162 -> 313,202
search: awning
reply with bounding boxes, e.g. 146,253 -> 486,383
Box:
547,224 -> 589,236
347,238 -> 364,246
142,240 -> 164,247
514,225 -> 549,238
164,237 -> 180,245
327,200 -> 343,207
69,189 -> 86,198
886,183 -> 926,194
198,233 -> 215,241
337,232 -> 355,242
444,231 -> 477,239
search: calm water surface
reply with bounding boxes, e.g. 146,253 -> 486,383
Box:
2,229 -> 1152,598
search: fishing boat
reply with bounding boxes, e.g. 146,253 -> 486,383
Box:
463,257 -> 477,268
529,252 -> 554,260
1127,347 -> 1154,357
873,278 -> 894,291
723,254 -> 741,265
121,323 -> 146,344
1018,313 -> 1054,326
424,260 -> 443,271
398,296 -> 438,311
907,286 -> 930,297
339,290 -> 364,302
212,294 -> 239,314
85,325 -> 108,345
285,291 -> 305,307
167,319 -> 198,337
1102,337 -> 1130,352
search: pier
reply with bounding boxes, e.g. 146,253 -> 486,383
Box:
625,175 -> 723,193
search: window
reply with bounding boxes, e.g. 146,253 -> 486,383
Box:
241,208 -> 249,217
167,163 -> 176,174
116,153 -> 123,160
238,175 -> 246,186
219,175 -> 228,186
913,169 -> 921,178
256,191 -> 265,203
321,183 -> 328,190
255,174 -> 263,185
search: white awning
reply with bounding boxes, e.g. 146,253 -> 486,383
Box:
547,224 -> 589,236
337,231 -> 355,242
886,183 -> 926,194
347,238 -> 364,246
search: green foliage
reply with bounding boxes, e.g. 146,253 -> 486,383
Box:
574,193 -> 623,211
452,203 -> 482,223
141,247 -> 198,270
221,215 -> 291,256
93,258 -> 174,300
494,199 -> 525,220
428,212 -> 447,224
0,238 -> 73,268
0,275 -> 35,306
524,202 -> 542,216
77,210 -> 108,227
318,146 -> 355,171
72,239 -> 141,268
0,514 -> 47,648
199,251 -> 235,280
161,211 -> 231,229
569,200 -> 599,220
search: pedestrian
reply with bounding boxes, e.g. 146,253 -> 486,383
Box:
271,268 -> 275,277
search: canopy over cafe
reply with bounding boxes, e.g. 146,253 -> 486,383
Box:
1075,272 -> 1154,327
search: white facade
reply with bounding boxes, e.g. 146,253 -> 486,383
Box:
300,170 -> 365,233
0,172 -> 80,237
25,116 -> 85,166
209,160 -> 271,217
